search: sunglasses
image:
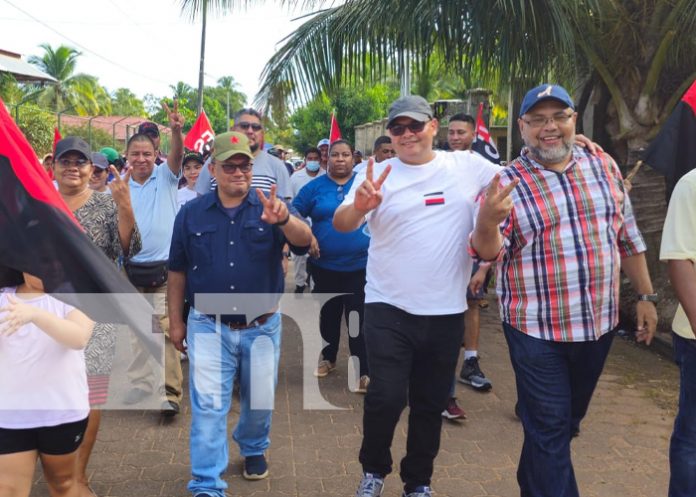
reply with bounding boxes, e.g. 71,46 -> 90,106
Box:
221,163 -> 252,174
388,120 -> 429,136
237,122 -> 263,131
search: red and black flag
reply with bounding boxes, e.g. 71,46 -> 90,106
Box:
643,80 -> 696,200
471,102 -> 501,164
0,98 -> 159,356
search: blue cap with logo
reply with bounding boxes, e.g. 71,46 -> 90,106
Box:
519,84 -> 575,117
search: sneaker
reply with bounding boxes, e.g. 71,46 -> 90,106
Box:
402,486 -> 433,497
314,359 -> 336,377
441,397 -> 466,420
356,473 -> 385,497
458,356 -> 492,391
243,454 -> 269,480
353,375 -> 370,394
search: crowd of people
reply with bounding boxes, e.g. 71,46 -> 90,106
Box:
0,83 -> 693,497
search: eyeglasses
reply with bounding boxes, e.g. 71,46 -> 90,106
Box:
388,120 -> 428,136
237,122 -> 263,131
57,158 -> 90,168
220,163 -> 252,174
521,112 -> 574,128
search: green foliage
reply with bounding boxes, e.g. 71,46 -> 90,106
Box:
28,43 -> 111,115
16,104 -> 56,157
62,124 -> 115,152
148,77 -> 246,135
111,88 -> 146,117
0,73 -> 22,105
289,84 -> 399,152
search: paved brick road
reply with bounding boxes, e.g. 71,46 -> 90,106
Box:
31,290 -> 678,497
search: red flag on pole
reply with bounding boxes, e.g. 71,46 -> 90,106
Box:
329,112 -> 342,143
184,111 -> 215,153
52,127 -> 62,155
471,103 -> 501,164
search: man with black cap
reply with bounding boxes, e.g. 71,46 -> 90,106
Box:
334,95 -> 502,497
138,121 -> 167,165
167,131 -> 311,497
471,84 -> 657,497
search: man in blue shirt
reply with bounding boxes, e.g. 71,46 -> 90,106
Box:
123,102 -> 185,417
167,131 -> 311,497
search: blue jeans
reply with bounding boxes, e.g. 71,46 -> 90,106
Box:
186,308 -> 282,497
503,322 -> 614,497
669,332 -> 696,497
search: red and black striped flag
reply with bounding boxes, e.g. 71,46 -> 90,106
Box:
0,98 -> 158,356
643,80 -> 696,200
471,102 -> 501,164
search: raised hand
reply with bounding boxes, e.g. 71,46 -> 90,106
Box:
107,166 -> 131,207
478,174 -> 519,226
0,294 -> 35,337
256,184 -> 290,225
163,99 -> 184,132
354,158 -> 391,213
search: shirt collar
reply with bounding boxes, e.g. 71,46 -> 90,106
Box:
202,188 -> 261,211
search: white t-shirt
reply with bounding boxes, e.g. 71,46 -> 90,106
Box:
177,186 -> 198,210
290,167 -> 325,198
0,288 -> 89,428
342,150 -> 500,315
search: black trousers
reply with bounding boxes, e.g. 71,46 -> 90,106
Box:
309,262 -> 368,376
359,302 -> 464,488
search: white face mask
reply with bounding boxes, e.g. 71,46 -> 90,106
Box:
305,160 -> 321,172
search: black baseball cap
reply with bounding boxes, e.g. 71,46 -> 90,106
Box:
55,137 -> 91,161
387,95 -> 433,127
183,152 -> 204,165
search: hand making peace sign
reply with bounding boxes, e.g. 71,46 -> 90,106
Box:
478,173 -> 519,226
256,184 -> 290,225
162,100 -> 184,133
354,158 -> 392,213
107,165 -> 131,207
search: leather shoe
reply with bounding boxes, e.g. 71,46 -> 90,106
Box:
160,400 -> 180,417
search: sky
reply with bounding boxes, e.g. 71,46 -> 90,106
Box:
1,0 -> 322,106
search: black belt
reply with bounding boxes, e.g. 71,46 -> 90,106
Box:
222,313 -> 274,330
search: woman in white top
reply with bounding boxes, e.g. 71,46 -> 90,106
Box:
0,270 -> 94,497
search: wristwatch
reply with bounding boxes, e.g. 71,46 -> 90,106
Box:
637,293 -> 659,303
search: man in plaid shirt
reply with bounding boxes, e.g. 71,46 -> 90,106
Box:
471,84 -> 658,497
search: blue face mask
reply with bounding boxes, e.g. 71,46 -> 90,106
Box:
305,160 -> 321,172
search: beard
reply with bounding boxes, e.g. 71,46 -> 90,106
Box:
528,137 -> 573,165
250,142 -> 259,153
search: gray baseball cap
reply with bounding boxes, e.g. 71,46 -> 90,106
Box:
91,152 -> 109,170
387,95 -> 433,127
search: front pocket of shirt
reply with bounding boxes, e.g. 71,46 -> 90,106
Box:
188,225 -> 218,266
243,220 -> 274,260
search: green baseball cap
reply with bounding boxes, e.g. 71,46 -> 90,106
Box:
212,132 -> 254,162
100,147 -> 120,164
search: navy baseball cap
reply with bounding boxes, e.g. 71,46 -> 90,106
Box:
138,121 -> 160,137
519,84 -> 575,117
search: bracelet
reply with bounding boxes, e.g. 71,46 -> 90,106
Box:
275,212 -> 291,226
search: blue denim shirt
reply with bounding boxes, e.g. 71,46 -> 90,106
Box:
169,189 -> 308,315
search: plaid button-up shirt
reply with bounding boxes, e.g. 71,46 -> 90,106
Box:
486,146 -> 645,342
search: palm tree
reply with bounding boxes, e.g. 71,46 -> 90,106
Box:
28,43 -> 109,116
182,0 -> 696,328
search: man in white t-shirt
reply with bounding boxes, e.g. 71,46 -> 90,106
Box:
290,146 -> 325,293
660,168 -> 696,497
334,95 -> 501,497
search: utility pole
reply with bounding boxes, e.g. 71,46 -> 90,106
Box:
196,0 -> 207,115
